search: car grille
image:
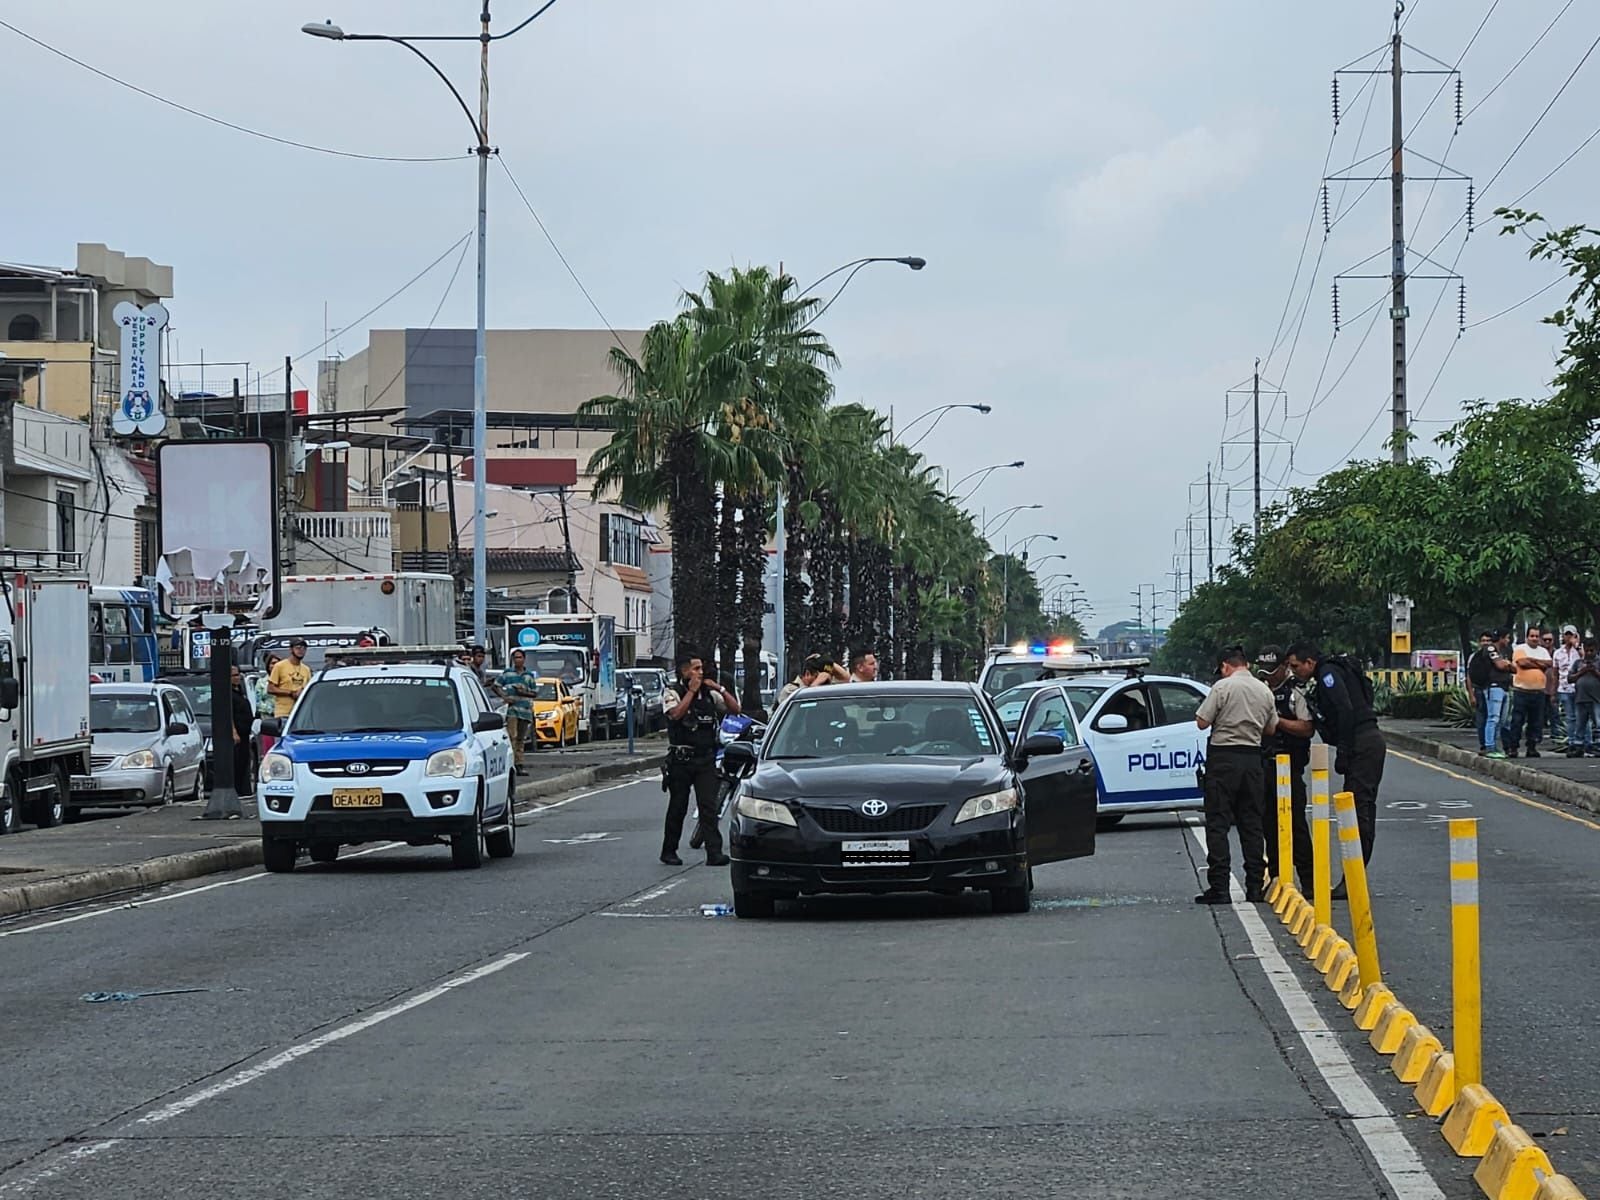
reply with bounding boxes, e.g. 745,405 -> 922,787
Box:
307,760 -> 409,778
807,804 -> 945,834
90,754 -> 117,772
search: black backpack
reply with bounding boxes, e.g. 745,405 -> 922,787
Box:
1324,654 -> 1376,707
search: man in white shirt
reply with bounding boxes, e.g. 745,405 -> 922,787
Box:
1555,625 -> 1583,751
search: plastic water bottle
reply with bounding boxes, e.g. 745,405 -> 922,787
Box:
700,903 -> 733,918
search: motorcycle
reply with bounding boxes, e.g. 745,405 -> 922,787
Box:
689,712 -> 766,850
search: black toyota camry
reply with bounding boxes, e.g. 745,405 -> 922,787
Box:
723,681 -> 1099,917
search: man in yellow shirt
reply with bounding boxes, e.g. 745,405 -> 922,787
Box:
267,638 -> 312,719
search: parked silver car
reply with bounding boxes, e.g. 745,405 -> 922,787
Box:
71,684 -> 207,811
616,668 -> 667,732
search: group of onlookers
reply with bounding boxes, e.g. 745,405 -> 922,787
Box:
1465,624 -> 1600,758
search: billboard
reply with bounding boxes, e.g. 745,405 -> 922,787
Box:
155,439 -> 281,619
112,301 -> 169,437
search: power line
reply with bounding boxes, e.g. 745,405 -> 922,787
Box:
1462,0 -> 1570,122
1464,274 -> 1566,329
258,231 -> 473,383
496,153 -> 632,359
1483,30 -> 1600,196
0,18 -> 463,164
366,235 -> 475,410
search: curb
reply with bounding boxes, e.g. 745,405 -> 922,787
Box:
0,754 -> 664,922
1382,726 -> 1600,817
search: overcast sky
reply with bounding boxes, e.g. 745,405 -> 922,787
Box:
8,1 -> 1597,632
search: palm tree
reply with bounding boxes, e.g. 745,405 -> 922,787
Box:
580,317 -> 741,664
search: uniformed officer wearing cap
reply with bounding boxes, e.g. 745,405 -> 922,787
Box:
1194,646 -> 1279,904
659,649 -> 740,867
1255,645 -> 1316,893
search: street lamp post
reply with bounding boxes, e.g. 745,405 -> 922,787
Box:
894,403 -> 990,450
1001,533 -> 1056,643
773,254 -> 926,677
303,4 -> 551,647
980,502 -> 1040,538
954,461 -> 1025,503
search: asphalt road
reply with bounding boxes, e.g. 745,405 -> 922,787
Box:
0,752 -> 1580,1198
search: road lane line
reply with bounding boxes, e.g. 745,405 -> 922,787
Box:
0,777 -> 653,939
1391,750 -> 1600,831
618,879 -> 684,907
0,953 -> 530,1196
1186,825 -> 1445,1200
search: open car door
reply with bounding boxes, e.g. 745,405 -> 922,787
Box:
1015,688 -> 1098,866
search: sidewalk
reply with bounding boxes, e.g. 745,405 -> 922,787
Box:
1382,717 -> 1600,815
0,737 -> 664,920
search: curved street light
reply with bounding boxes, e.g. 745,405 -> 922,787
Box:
1028,552 -> 1067,570
980,502 -> 1039,536
798,256 -> 925,330
955,460 -> 1025,503
303,3 -> 554,646
897,403 -> 990,450
1009,533 -> 1058,558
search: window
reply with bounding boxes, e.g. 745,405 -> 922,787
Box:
1022,694 -> 1077,746
102,605 -> 132,664
55,489 -> 76,554
7,314 -> 40,341
1094,684 -> 1152,733
600,512 -> 643,568
1152,683 -> 1205,727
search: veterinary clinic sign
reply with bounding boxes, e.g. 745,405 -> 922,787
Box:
113,301 -> 169,437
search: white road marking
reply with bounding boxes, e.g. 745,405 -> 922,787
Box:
1186,825 -> 1445,1200
543,832 -> 619,845
0,953 -> 529,1195
619,879 -> 684,907
0,776 -> 652,939
597,911 -> 677,918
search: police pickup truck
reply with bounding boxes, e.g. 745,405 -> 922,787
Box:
256,647 -> 515,872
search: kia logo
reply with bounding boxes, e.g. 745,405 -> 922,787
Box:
860,799 -> 888,818
346,762 -> 371,775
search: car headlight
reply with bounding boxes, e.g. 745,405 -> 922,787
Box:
119,749 -> 158,770
425,747 -> 468,778
954,786 -> 1019,824
261,753 -> 294,781
735,792 -> 796,827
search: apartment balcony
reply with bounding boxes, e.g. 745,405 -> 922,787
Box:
293,510 -> 392,575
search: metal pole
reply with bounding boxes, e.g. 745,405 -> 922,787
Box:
625,685 -> 636,755
283,355 -> 296,572
1390,25 -> 1409,465
1185,515 -> 1193,597
471,1 -> 492,646
1335,789 -> 1383,993
1205,465 -> 1215,582
199,625 -> 240,820
1310,743 -> 1332,929
1252,359 -> 1262,538
774,486 -> 786,678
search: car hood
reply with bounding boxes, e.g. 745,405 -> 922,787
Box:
276,730 -> 465,763
91,732 -> 161,756
749,756 -> 1011,803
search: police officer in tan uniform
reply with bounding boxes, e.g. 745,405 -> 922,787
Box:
1194,646 -> 1279,904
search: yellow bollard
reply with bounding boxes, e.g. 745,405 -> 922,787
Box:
1392,1021 -> 1443,1083
1274,753 -> 1293,902
1354,982 -> 1395,1030
1324,944 -> 1359,992
1414,1050 -> 1456,1117
1310,744 -> 1332,930
1334,790 -> 1381,990
1450,818 -> 1482,1102
1312,930 -> 1345,972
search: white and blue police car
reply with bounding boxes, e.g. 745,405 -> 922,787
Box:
257,648 -> 516,872
990,664 -> 1211,828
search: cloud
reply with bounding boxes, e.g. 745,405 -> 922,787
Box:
1053,125 -> 1262,246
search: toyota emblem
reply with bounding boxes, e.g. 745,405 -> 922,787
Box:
860,798 -> 888,818
346,762 -> 371,775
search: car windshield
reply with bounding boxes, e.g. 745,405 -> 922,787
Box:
618,671 -> 659,695
983,663 -> 1049,695
164,679 -> 211,719
534,682 -> 560,701
527,649 -> 586,686
289,675 -> 462,734
91,695 -> 160,734
765,694 -> 998,760
992,685 -> 1047,730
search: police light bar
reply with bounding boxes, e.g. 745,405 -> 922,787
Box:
324,645 -> 472,668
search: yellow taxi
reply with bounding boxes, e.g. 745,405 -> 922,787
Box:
532,677 -> 581,747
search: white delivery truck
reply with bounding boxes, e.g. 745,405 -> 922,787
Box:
503,612 -> 622,740
268,573 -> 457,647
0,556 -> 93,833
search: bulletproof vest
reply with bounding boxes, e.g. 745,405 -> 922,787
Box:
669,684 -> 720,753
1271,677 -> 1312,757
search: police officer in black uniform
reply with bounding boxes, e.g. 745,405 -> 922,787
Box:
1285,642 -> 1386,893
1255,645 -> 1315,893
660,649 -> 740,867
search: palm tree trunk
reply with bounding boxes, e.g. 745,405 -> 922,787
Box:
782,473 -> 809,679
669,441 -> 718,665
715,487 -> 740,683
738,490 -> 769,714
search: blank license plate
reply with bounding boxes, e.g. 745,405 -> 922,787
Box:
841,839 -> 910,866
331,787 -> 384,808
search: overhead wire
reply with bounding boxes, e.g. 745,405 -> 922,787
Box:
365,234 -> 474,410
0,17 -> 463,163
